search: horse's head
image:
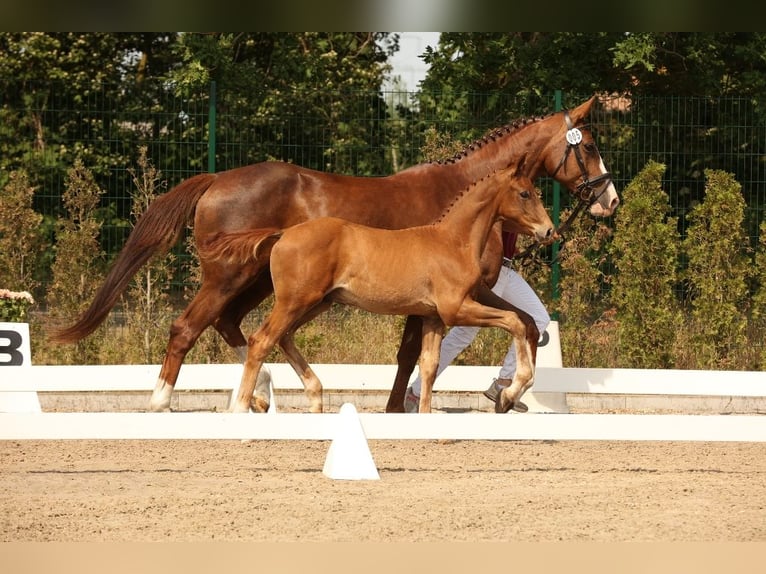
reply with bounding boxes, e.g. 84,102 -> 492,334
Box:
542,96 -> 620,217
494,166 -> 554,244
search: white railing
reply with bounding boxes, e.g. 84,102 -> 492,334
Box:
2,363 -> 764,395
1,364 -> 764,442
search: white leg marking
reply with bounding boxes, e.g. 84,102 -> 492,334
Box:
149,378 -> 173,412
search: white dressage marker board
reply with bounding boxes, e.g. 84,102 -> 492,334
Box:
0,322 -> 41,413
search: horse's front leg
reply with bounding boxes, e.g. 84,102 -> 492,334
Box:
495,309 -> 538,414
449,297 -> 538,414
385,315 -> 423,413
231,312 -> 288,413
417,316 -> 445,413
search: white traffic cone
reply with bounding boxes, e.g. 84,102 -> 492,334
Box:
322,403 -> 380,480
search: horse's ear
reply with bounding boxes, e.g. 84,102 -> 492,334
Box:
568,96 -> 597,124
512,153 -> 527,175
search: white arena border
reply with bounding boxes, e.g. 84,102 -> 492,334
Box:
1,364 -> 765,442
2,363 -> 764,395
0,411 -> 764,441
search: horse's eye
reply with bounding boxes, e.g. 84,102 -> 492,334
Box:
520,190 -> 530,199
584,143 -> 597,153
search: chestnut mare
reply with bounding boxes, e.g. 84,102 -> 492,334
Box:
51,96 -> 618,412
202,165 -> 554,413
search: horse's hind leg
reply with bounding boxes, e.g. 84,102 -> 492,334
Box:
149,264 -> 263,412
385,315 -> 423,413
231,302 -> 308,413
149,283 -> 233,411
416,317 -> 445,413
276,301 -> 332,413
213,274 -> 274,363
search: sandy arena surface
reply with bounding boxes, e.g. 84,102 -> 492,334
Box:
2,437 -> 764,542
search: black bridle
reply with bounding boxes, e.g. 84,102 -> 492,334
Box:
550,112 -> 613,203
513,111 -> 613,264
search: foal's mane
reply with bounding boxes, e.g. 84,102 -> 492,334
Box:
432,112 -> 552,166
431,170 -> 496,225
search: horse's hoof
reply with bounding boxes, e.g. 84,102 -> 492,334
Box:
495,396 -> 528,414
251,397 -> 270,413
149,406 -> 171,413
148,400 -> 171,413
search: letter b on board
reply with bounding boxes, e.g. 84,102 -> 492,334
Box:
0,323 -> 31,366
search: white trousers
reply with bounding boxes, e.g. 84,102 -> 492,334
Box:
410,265 -> 550,395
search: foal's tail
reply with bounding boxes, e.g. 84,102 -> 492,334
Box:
50,173 -> 217,343
198,228 -> 283,265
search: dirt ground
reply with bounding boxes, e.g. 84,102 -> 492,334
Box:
2,438 -> 764,543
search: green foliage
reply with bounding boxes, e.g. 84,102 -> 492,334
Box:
0,289 -> 34,322
418,32 -> 629,124
419,126 -> 467,162
749,221 -> 766,369
3,33 -> 764,370
682,169 -> 751,369
0,170 -> 46,295
610,33 -> 766,97
610,161 -> 680,368
45,159 -> 105,363
169,32 -> 394,175
554,213 -> 617,368
118,147 -> 177,364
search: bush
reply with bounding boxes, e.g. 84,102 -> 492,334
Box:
609,160 -> 680,368
0,170 -> 46,296
682,169 -> 751,369
554,210 -> 617,367
0,289 -> 35,322
43,159 -> 106,364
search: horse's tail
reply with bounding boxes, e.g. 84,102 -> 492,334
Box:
50,173 -> 217,343
198,228 -> 283,265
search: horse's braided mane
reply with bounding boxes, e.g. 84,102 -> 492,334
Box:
432,170 -> 497,225
432,112 -> 552,165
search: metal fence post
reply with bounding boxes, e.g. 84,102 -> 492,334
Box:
208,80 -> 216,173
551,89 -> 563,316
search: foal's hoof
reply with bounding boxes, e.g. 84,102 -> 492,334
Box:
495,396 -> 529,414
250,397 -> 270,413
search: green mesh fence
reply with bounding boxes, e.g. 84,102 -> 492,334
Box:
2,82 -> 764,301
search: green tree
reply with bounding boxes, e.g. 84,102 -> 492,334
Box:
611,33 -> 766,98
683,169 -> 750,368
45,159 -> 105,363
413,33 -> 766,236
751,220 -> 766,369
554,212 -> 616,368
0,170 -> 47,294
609,161 -> 680,368
168,32 -> 396,176
0,33 -> 181,190
119,147 -> 177,364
